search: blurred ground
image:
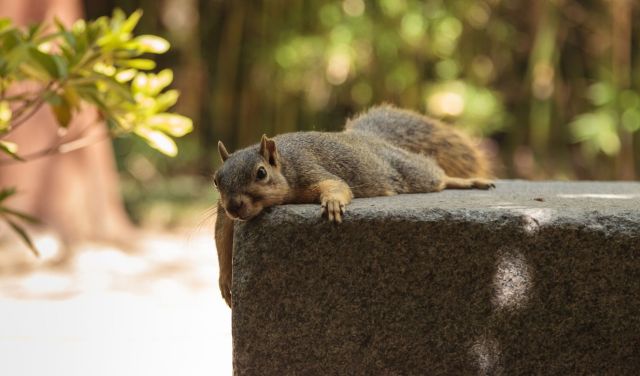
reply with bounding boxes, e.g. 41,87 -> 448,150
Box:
0,228 -> 232,376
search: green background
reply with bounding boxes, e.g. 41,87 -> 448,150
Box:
83,0 -> 640,225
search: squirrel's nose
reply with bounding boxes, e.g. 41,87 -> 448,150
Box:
227,198 -> 245,215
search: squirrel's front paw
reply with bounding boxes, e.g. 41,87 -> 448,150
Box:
321,198 -> 346,223
472,178 -> 496,190
219,274 -> 232,308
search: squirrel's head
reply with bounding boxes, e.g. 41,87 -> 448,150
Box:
214,135 -> 290,221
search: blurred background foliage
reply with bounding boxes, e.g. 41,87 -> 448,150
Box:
83,0 -> 639,225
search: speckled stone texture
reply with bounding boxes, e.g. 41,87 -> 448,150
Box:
232,181 -> 640,375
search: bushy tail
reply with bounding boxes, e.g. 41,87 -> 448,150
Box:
345,105 -> 492,178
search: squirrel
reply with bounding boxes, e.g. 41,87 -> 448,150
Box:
214,104 -> 494,307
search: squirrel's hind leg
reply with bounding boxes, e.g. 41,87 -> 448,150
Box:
215,200 -> 234,308
440,176 -> 495,190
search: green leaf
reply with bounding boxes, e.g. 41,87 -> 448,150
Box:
34,31 -> 65,45
5,218 -> 39,257
131,70 -> 173,96
154,90 -> 179,112
570,110 -> 620,156
133,35 -> 170,54
72,20 -> 89,52
93,62 -> 116,76
60,44 -> 75,64
72,19 -> 86,34
51,55 -> 68,78
0,18 -> 12,33
28,47 -> 67,78
598,129 -> 621,156
132,72 -> 148,94
84,18 -> 103,45
3,43 -> 29,76
27,23 -> 43,41
97,75 -> 135,103
61,87 -> 82,110
98,32 -> 131,50
18,62 -> 51,82
1,28 -> 22,50
622,108 -> 640,133
111,8 -> 127,26
53,17 -> 67,32
113,49 -> 140,60
118,58 -> 156,70
148,69 -> 173,96
0,140 -> 23,161
146,114 -> 193,137
50,95 -> 72,128
61,31 -> 77,50
587,82 -> 614,107
114,68 -> 137,83
570,111 -> 615,142
0,187 -> 16,202
106,117 -> 121,130
73,84 -> 111,118
121,9 -> 143,34
0,100 -> 12,131
135,127 -> 178,156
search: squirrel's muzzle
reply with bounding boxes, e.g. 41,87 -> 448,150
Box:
226,198 -> 244,215
222,194 -> 257,220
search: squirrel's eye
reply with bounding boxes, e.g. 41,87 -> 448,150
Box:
256,166 -> 267,180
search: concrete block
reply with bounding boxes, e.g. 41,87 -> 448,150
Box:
232,181 -> 640,375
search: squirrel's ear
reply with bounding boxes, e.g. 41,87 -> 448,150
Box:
260,134 -> 278,166
218,141 -> 230,162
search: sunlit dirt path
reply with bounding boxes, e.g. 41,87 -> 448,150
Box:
0,230 -> 232,376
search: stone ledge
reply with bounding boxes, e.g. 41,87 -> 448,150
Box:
232,181 -> 640,375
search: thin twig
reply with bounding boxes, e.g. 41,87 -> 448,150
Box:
1,92 -> 39,102
4,101 -> 47,133
0,82 -> 57,139
0,129 -> 111,165
9,82 -> 56,118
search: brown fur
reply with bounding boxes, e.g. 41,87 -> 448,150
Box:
345,104 -> 492,178
213,105 -> 494,307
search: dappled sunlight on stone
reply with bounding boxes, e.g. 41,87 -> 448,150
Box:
516,208 -> 554,233
557,193 -> 639,199
470,335 -> 501,375
493,250 -> 532,311
490,204 -> 527,209
490,205 -> 555,233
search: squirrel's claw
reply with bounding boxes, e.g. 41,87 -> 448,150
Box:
321,199 -> 345,223
474,179 -> 495,190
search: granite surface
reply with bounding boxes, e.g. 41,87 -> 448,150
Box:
232,180 -> 640,375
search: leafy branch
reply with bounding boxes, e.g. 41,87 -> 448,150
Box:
0,9 -> 194,254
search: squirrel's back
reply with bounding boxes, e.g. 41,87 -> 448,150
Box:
345,105 -> 491,178
272,131 -> 444,197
